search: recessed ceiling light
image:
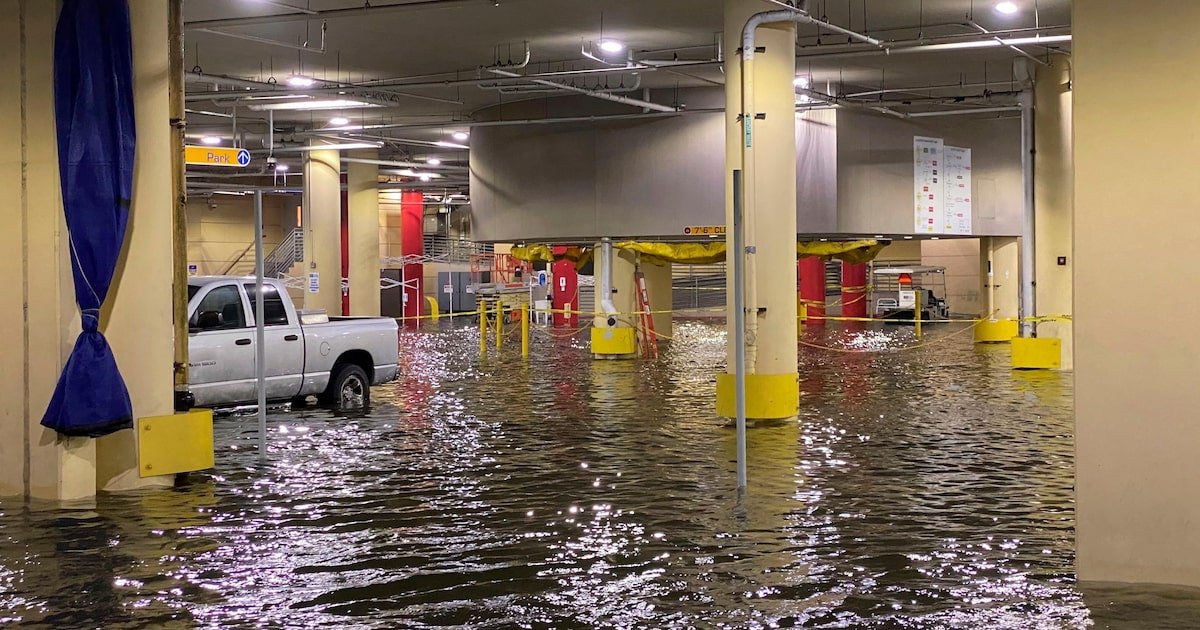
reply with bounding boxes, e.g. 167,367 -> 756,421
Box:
200,136 -> 221,145
426,157 -> 442,166
275,164 -> 289,172
874,235 -> 885,239
904,235 -> 914,239
419,174 -> 432,182
287,75 -> 315,87
994,1 -> 1018,15
451,131 -> 469,142
328,116 -> 349,126
599,39 -> 625,54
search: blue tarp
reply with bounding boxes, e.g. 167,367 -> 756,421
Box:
42,0 -> 136,437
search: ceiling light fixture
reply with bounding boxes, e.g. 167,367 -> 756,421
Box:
426,157 -> 442,166
328,116 -> 350,126
275,164 -> 289,172
793,76 -> 811,88
598,39 -> 625,54
434,140 -> 470,150
247,99 -> 376,111
451,131 -> 470,142
994,1 -> 1019,15
287,75 -> 315,87
419,174 -> 432,182
200,135 -> 222,145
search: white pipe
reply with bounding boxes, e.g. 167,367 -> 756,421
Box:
340,156 -> 468,172
599,237 -> 617,320
906,106 -> 1023,118
732,169 -> 747,490
487,68 -> 678,113
185,0 -> 527,29
193,21 -> 327,54
253,190 -> 267,457
1020,90 -> 1036,337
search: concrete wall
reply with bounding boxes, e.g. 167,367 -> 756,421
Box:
186,195 -> 286,276
922,238 -> 982,316
469,89 -> 837,242
836,110 -> 1023,237
1074,0 -> 1200,587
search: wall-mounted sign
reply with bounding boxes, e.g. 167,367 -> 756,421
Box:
683,225 -> 727,236
185,146 -> 251,168
913,136 -> 972,235
187,264 -> 198,276
307,272 -> 319,293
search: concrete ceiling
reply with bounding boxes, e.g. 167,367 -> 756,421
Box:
182,0 -> 1070,189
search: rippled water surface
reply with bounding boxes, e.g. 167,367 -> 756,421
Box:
3,321 -> 1200,628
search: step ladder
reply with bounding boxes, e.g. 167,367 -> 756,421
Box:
634,270 -> 659,359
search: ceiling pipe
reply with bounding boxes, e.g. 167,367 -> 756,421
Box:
341,156 -> 468,172
192,20 -> 327,54
797,34 -> 1071,61
185,0 -> 531,29
905,106 -> 1023,118
486,68 -> 678,112
965,19 -> 1048,67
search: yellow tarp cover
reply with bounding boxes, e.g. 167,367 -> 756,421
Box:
511,239 -> 887,267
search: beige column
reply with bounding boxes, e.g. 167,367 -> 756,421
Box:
642,260 -> 673,340
591,243 -> 638,358
346,151 -> 381,316
1034,58 -> 1073,369
1075,0 -> 1200,586
97,0 -> 178,492
0,0 -> 94,500
303,147 -> 342,314
974,236 -> 1021,341
717,0 -> 798,419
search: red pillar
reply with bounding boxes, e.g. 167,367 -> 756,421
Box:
551,246 -> 579,328
339,189 -> 350,316
798,256 -> 826,324
400,191 -> 424,326
841,261 -> 869,319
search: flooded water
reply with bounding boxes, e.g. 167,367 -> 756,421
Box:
3,321 -> 1200,628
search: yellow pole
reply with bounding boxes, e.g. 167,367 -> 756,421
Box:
479,299 -> 488,356
914,290 -> 923,339
521,302 -> 530,358
495,300 -> 504,350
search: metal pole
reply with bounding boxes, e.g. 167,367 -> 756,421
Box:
521,303 -> 530,358
733,169 -> 747,491
914,290 -> 922,339
168,0 -> 190,404
479,299 -> 488,356
1020,90 -> 1036,337
496,300 -> 504,349
253,190 -> 267,456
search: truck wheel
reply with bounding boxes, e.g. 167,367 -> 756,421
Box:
323,363 -> 370,410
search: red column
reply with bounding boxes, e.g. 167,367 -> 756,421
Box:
339,189 -> 350,316
551,246 -> 579,328
841,261 -> 869,319
798,256 -> 826,324
400,191 -> 424,326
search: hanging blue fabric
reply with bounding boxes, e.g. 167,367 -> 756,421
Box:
42,0 -> 136,437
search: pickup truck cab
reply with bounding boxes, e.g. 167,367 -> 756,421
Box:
187,277 -> 399,410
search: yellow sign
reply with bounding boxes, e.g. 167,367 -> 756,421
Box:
683,225 -> 727,236
185,145 -> 252,167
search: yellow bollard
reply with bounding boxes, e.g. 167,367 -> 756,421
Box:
495,300 -> 503,350
914,291 -> 922,339
521,303 -> 530,358
479,299 -> 488,356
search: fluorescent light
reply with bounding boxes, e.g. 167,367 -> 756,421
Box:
328,116 -> 350,126
274,142 -> 384,152
426,157 -> 441,166
920,34 -> 1071,51
287,75 -> 315,87
419,174 -> 432,182
434,140 -> 469,149
904,236 -> 914,239
275,164 -> 289,172
200,136 -> 221,145
995,1 -> 1019,15
599,39 -> 625,54
248,99 -> 376,111
451,131 -> 470,142
874,235 -> 885,238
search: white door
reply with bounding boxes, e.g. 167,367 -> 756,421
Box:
244,282 -> 305,400
188,283 -> 257,406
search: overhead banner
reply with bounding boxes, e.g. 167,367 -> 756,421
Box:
913,136 -> 973,235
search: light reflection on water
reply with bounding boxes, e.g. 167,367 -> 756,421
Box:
2,321 -> 1199,628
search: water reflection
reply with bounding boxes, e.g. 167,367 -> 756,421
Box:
0,321 -> 1195,627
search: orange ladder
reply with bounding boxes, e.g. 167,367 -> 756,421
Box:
634,270 -> 659,359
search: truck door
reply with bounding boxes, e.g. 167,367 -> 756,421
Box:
245,282 -> 305,400
188,283 -> 257,405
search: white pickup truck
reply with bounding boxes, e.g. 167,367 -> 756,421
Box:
186,277 -> 399,410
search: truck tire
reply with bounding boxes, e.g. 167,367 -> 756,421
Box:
322,363 -> 370,410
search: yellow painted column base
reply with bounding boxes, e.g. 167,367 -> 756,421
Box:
591,326 -> 637,359
1011,337 -> 1062,370
137,409 -> 215,477
975,319 -> 1019,343
424,296 -> 439,323
715,372 -> 799,419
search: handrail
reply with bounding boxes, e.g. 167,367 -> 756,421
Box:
220,241 -> 256,275
264,228 -> 304,278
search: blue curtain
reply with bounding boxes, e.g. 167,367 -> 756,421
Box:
41,0 -> 136,437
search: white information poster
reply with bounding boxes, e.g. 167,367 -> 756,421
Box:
308,272 -> 320,293
913,136 -> 944,233
943,146 -> 973,235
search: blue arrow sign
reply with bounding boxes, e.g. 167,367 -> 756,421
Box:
236,149 -> 251,166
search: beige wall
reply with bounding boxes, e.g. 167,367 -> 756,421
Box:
1075,0 -> 1200,586
922,239 -> 982,316
1035,58 -> 1074,369
186,195 -> 285,276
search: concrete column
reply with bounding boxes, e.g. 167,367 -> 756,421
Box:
346,150 -> 381,316
974,236 -> 1020,341
399,190 -> 424,326
303,147 -> 342,314
717,0 -> 799,420
0,0 -> 176,498
798,257 -> 826,324
840,262 -> 868,319
1034,58 -> 1073,369
641,260 -> 673,340
1075,0 -> 1200,586
591,242 -> 637,358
